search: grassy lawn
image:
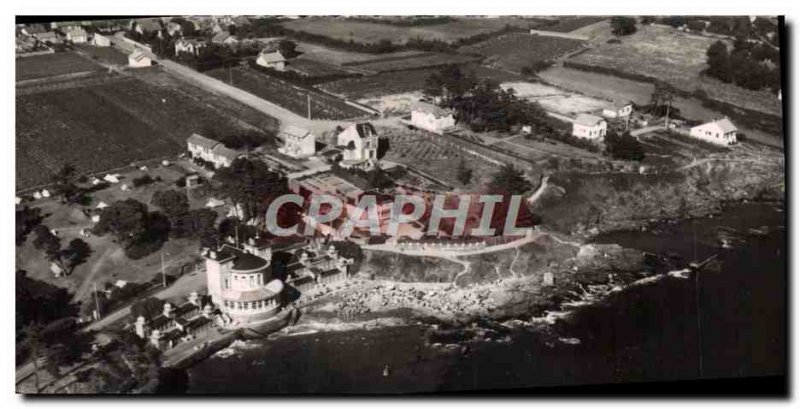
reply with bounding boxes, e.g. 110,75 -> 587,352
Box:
342,52 -> 480,73
16,51 -> 101,81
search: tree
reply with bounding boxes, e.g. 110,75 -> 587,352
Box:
604,129 -> 645,161
489,164 -> 530,196
62,239 -> 92,272
456,156 -> 473,186
51,163 -> 86,205
16,206 -> 43,246
277,39 -> 298,58
151,190 -> 190,220
130,297 -> 166,320
93,199 -> 150,247
610,17 -> 637,36
213,158 -> 289,221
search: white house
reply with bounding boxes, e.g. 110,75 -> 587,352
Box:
128,50 -> 153,67
601,102 -> 633,119
410,101 -> 456,134
211,31 -> 238,45
279,125 -> 316,158
256,50 -> 287,71
186,133 -> 240,168
174,39 -> 206,56
572,114 -> 607,140
337,123 -> 379,168
91,33 -> 111,47
64,27 -> 87,44
689,118 -> 738,146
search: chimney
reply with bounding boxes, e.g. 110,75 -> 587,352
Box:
163,302 -> 173,318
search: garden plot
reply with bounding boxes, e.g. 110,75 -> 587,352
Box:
358,91 -> 425,115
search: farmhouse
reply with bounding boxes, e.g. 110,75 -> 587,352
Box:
128,50 -> 153,67
35,31 -> 60,44
337,123 -> 379,169
91,33 -> 111,47
64,27 -> 88,44
601,102 -> 633,119
187,133 -> 241,168
166,22 -> 183,36
256,49 -> 287,71
211,31 -> 238,45
689,118 -> 738,146
572,114 -> 607,140
410,101 -> 456,134
175,38 -> 206,56
279,125 -> 316,158
133,18 -> 164,36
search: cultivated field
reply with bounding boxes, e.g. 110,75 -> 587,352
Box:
16,74 -> 260,189
568,24 -> 782,116
380,127 -> 499,191
205,66 -> 367,120
459,33 -> 585,73
282,17 -> 545,44
342,52 -> 480,73
16,51 -> 101,81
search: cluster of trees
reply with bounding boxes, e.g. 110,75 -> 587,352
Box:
604,129 -> 646,161
520,60 -> 555,76
213,158 -> 290,222
202,125 -> 275,151
610,17 -> 637,36
92,199 -> 170,259
16,205 -> 43,246
31,225 -> 92,275
151,190 -> 218,247
17,270 -> 93,388
424,65 -> 571,135
51,164 -> 90,206
705,39 -> 781,92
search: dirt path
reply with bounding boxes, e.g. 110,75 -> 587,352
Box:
74,246 -> 120,301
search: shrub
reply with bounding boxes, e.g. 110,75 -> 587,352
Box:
132,174 -> 154,187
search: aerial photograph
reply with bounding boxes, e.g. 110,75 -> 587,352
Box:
14,14 -> 785,395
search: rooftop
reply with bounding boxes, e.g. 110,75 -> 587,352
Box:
187,133 -> 220,150
412,101 -> 452,117
574,113 -> 604,127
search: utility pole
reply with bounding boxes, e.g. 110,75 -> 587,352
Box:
307,94 -> 311,120
93,282 -> 102,319
229,63 -> 233,85
235,224 -> 240,248
664,98 -> 672,131
161,252 -> 167,288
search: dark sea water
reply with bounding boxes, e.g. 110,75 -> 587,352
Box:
186,202 -> 786,394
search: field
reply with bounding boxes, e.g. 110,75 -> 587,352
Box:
319,64 -> 524,100
539,17 -> 607,33
287,58 -> 356,77
16,74 -> 264,189
74,44 -> 130,66
16,51 -> 101,81
459,33 -> 585,73
318,69 -> 439,99
295,41 -> 427,66
380,126 -> 500,191
501,81 -> 610,116
282,17 -> 545,44
567,24 -> 782,116
206,66 -> 367,120
342,52 -> 480,73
